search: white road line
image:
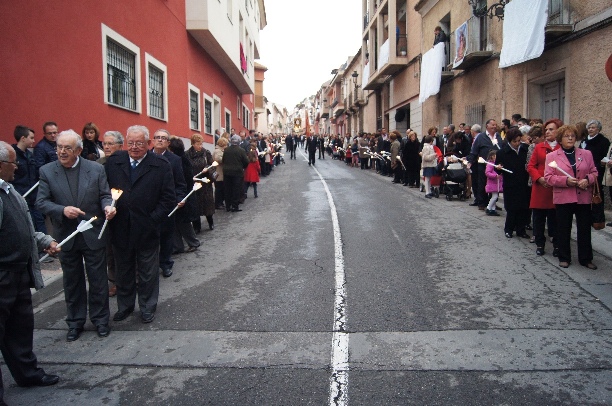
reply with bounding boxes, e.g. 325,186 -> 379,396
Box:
309,162 -> 349,405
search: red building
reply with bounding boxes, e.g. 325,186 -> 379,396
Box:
0,0 -> 267,145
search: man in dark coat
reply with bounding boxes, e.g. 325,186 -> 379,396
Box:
468,119 -> 503,209
0,141 -> 60,403
33,121 -> 59,170
285,134 -> 295,159
222,135 -> 249,212
151,129 -> 187,278
105,125 -> 175,324
305,134 -> 318,166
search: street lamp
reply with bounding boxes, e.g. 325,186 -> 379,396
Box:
467,0 -> 510,21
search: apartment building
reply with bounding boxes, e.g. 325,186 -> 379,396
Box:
415,0 -> 612,132
0,0 -> 267,145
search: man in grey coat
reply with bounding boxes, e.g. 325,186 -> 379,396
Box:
36,130 -> 116,341
0,141 -> 61,403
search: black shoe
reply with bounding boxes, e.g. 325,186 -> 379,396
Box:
505,232 -> 513,238
525,224 -> 533,230
24,374 -> 60,387
231,207 -> 242,212
517,233 -> 530,239
162,268 -> 173,278
469,201 -> 479,206
552,247 -> 559,257
113,307 -> 134,321
66,328 -> 83,342
96,324 -> 110,338
536,247 -> 545,256
425,194 -> 433,199
141,311 -> 155,323
209,223 -> 215,230
486,210 -> 500,216
607,222 -> 612,227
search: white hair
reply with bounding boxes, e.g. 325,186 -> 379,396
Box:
104,131 -> 124,145
127,125 -> 150,140
58,129 -> 83,149
0,141 -> 12,161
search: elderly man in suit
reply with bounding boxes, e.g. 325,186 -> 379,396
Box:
105,125 -> 175,324
36,130 -> 115,341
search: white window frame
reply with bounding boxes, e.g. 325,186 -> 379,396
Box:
203,93 -> 213,135
188,83 -> 201,131
145,53 -> 168,122
225,108 -> 232,133
242,102 -> 250,129
213,94 -> 222,135
101,24 -> 141,113
237,96 -> 241,119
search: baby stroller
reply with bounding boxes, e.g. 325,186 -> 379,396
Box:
442,161 -> 468,201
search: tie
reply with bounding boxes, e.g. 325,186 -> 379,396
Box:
130,160 -> 138,182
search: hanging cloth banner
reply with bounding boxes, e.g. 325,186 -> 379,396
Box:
419,42 -> 446,104
499,0 -> 548,69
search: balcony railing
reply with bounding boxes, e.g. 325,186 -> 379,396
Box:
378,38 -> 390,69
396,34 -> 407,56
449,15 -> 492,71
364,12 -> 369,30
548,0 -> 570,25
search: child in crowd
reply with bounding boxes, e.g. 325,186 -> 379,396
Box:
420,135 -> 438,198
485,150 -> 503,216
244,144 -> 261,198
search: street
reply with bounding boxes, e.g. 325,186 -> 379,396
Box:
7,150 -> 612,405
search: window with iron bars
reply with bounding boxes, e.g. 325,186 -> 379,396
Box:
107,39 -> 136,110
190,90 -> 199,130
205,99 -> 212,134
148,64 -> 164,120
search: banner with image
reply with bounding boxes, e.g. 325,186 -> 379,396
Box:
453,21 -> 468,69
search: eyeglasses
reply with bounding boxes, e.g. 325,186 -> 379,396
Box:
153,135 -> 168,141
45,131 -> 59,135
56,145 -> 74,152
127,141 -> 146,148
102,142 -> 120,146
0,160 -> 18,166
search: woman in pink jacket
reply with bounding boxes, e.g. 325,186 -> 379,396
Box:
544,125 -> 599,270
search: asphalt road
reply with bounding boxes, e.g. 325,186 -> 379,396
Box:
5,150 -> 612,405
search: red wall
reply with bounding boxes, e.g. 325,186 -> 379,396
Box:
0,1 -> 253,144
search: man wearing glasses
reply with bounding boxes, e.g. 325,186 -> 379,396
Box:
36,130 -> 115,342
105,126 -> 175,324
33,121 -> 59,170
151,129 -> 187,278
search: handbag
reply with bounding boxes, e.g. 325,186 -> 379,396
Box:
591,181 -> 605,230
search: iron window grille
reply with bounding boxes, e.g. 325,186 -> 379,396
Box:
190,90 -> 199,129
107,39 -> 136,110
148,64 -> 164,119
205,99 -> 212,134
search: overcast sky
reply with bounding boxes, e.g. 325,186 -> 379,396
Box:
259,0 -> 362,110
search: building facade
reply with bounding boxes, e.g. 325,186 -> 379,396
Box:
0,0 -> 267,146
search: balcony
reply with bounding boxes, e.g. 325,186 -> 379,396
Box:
332,96 -> 345,117
450,15 -> 493,71
546,0 -> 572,40
185,0 -> 252,94
364,37 -> 407,90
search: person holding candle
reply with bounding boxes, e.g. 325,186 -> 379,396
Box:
495,128 -> 530,239
544,125 -> 599,269
36,130 -> 116,341
105,125 -> 175,324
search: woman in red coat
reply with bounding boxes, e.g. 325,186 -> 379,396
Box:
527,118 -> 562,256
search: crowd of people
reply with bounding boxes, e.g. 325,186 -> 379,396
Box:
0,121 -> 289,403
302,116 -> 610,271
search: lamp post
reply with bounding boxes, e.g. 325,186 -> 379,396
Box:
351,71 -> 360,134
467,0 -> 510,21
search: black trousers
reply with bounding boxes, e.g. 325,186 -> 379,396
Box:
476,163 -> 487,205
308,150 -> 316,165
532,208 -> 557,249
215,181 -> 225,207
159,216 -> 175,272
0,269 -> 45,398
360,157 -> 369,170
114,243 -> 160,313
59,234 -> 109,329
556,203 -> 593,265
224,174 -> 243,209
504,208 -> 530,236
